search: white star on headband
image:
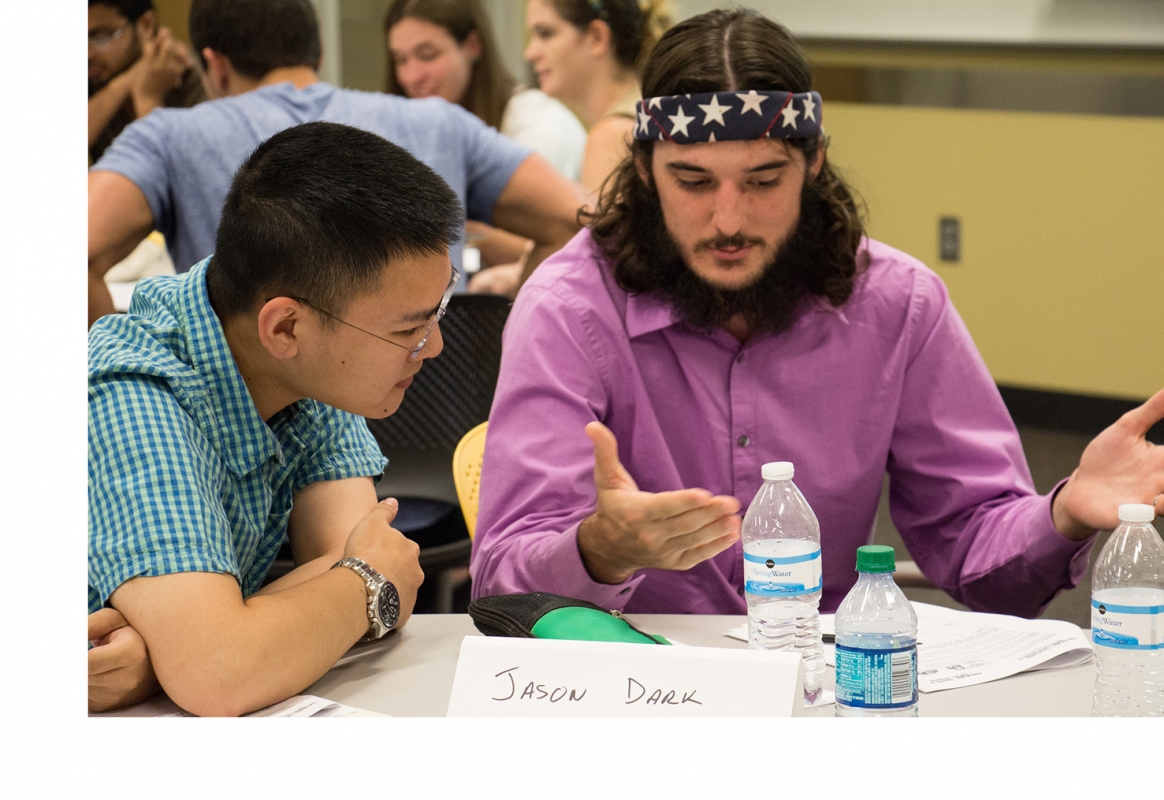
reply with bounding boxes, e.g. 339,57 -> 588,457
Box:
637,109 -> 651,135
648,96 -> 663,110
780,103 -> 801,129
668,106 -> 695,138
736,91 -> 767,116
697,94 -> 729,126
802,94 -> 817,122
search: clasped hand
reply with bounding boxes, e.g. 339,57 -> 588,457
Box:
341,497 -> 425,631
130,27 -> 195,111
577,422 -> 742,584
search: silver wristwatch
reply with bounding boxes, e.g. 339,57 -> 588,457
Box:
332,557 -> 400,641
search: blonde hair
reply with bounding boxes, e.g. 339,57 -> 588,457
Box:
552,0 -> 672,73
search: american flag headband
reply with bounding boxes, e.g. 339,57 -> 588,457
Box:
633,90 -> 822,143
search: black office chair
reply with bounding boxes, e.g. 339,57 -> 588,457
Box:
364,293 -> 511,613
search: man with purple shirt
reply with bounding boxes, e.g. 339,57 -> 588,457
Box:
470,8 -> 1164,617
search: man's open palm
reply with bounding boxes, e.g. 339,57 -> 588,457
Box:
1055,387 -> 1164,537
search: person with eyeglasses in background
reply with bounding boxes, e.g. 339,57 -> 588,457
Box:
88,0 -> 205,164
88,122 -> 454,716
385,0 -> 587,297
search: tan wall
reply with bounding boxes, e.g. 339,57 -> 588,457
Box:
153,0 -> 192,45
824,103 -> 1164,400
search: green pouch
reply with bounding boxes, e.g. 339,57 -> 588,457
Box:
468,592 -> 670,645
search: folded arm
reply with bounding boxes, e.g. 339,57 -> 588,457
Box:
108,482 -> 421,718
110,566 -> 368,717
88,171 -> 155,326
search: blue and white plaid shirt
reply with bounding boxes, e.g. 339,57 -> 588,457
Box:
88,258 -> 387,613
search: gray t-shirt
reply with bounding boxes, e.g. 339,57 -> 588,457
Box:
93,82 -> 532,276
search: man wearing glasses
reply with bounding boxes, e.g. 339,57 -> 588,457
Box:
88,123 -> 451,716
88,0 -> 204,163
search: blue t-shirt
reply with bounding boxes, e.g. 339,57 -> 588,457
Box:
92,82 -> 531,277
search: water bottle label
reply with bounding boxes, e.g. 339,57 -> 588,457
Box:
835,643 -> 918,709
743,547 -> 822,597
1091,598 -> 1164,650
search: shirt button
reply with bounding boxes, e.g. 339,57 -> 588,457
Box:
736,354 -> 745,364
737,435 -> 750,447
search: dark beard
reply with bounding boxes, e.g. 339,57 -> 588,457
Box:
646,181 -> 832,338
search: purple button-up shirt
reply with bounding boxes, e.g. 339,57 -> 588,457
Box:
470,230 -> 1093,616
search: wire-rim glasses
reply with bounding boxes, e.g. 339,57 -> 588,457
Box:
89,21 -> 131,50
292,267 -> 459,360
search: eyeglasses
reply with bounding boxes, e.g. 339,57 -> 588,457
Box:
291,267 -> 459,360
89,22 -> 130,49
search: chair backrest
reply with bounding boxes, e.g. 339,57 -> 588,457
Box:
452,421 -> 488,539
364,294 -> 510,504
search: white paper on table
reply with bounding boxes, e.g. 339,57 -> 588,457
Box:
725,602 -> 1093,693
107,281 -> 138,312
147,695 -> 380,718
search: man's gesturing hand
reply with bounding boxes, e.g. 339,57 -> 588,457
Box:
577,421 -> 742,584
343,497 -> 425,629
88,608 -> 160,712
1053,386 -> 1164,539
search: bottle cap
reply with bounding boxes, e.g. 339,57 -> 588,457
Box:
1118,503 -> 1155,523
855,544 -> 896,573
761,461 -> 794,481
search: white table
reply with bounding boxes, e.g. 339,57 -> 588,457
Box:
98,613 -> 1095,717
303,613 -> 1095,718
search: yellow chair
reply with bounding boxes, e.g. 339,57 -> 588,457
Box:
453,422 -> 489,540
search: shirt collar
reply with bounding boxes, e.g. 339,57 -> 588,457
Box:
625,290 -> 680,339
173,258 -> 282,476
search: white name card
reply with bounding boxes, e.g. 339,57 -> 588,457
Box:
446,636 -> 805,717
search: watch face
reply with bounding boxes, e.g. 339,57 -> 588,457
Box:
376,582 -> 400,629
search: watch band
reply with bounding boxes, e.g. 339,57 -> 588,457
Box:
332,556 -> 394,641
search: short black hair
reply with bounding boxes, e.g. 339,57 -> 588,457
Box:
207,122 -> 463,321
89,0 -> 153,22
189,0 -> 321,80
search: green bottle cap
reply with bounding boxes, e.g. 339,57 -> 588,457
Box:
855,544 -> 896,573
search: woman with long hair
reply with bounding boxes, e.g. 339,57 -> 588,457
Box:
524,0 -> 670,194
385,0 -> 586,180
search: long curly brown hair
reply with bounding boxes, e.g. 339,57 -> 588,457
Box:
584,8 -> 866,324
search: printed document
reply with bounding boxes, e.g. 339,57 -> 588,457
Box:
725,602 -> 1093,693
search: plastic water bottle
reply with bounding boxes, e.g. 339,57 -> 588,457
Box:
834,545 -> 919,717
1092,503 -> 1164,717
743,461 -> 825,705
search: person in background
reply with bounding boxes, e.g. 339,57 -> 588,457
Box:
470,8 -> 1164,618
524,0 -> 670,196
88,0 -> 580,326
385,0 -> 587,296
88,123 -> 446,715
387,0 -> 586,181
88,0 -> 205,163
